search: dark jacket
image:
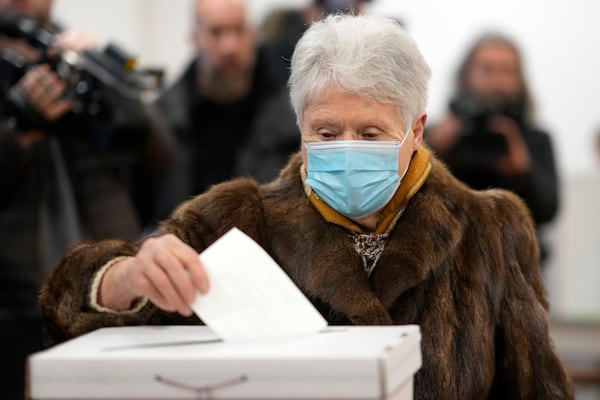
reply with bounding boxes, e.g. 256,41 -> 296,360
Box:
0,107 -> 173,317
152,45 -> 286,223
233,86 -> 301,183
40,151 -> 572,399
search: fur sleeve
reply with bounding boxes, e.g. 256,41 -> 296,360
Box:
39,178 -> 267,347
38,240 -> 162,347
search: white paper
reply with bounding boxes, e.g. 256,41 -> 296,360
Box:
191,227 -> 328,341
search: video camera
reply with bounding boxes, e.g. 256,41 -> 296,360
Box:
0,11 -> 161,131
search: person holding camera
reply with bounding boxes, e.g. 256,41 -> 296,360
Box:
0,1 -> 174,398
425,32 -> 559,264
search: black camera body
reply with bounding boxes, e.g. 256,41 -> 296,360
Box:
449,93 -> 524,128
449,93 -> 525,162
0,12 -> 158,132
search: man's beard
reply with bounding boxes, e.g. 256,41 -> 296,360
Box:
200,57 -> 255,102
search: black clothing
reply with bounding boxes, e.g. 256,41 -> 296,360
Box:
261,9 -> 307,79
0,317 -> 43,400
233,86 -> 301,183
434,122 -> 559,226
1,59 -> 173,400
153,45 -> 286,222
0,114 -> 172,317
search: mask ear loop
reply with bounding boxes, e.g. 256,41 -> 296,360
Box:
397,128 -> 413,179
399,128 -> 412,146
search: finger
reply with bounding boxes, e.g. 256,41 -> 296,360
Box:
34,82 -> 65,111
189,258 -> 210,295
127,269 -> 171,311
137,234 -> 207,311
163,234 -> 210,294
142,259 -> 192,315
21,67 -> 49,104
24,69 -> 66,112
44,98 -> 72,121
135,274 -> 179,314
154,248 -> 197,306
487,116 -> 520,137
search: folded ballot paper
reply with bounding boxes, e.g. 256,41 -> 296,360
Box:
28,228 -> 422,399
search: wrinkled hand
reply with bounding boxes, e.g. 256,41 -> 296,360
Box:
19,64 -> 72,121
99,234 -> 210,316
487,115 -> 531,175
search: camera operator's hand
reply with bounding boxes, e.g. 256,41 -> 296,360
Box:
0,36 -> 42,63
487,115 -> 531,175
19,64 -> 72,122
9,65 -> 72,149
52,29 -> 101,53
98,234 -> 210,316
424,114 -> 463,153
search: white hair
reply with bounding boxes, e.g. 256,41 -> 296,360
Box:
289,14 -> 431,130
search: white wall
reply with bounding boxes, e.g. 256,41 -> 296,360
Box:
51,0 -> 600,320
545,175 -> 600,320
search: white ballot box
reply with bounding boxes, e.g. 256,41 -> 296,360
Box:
28,325 -> 421,400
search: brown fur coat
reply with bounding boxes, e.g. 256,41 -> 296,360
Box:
40,152 -> 573,399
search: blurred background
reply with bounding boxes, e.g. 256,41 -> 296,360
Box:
53,0 -> 600,322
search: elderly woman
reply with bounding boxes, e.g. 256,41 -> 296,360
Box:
41,14 -> 572,399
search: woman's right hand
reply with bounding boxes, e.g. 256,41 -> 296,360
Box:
98,234 -> 210,316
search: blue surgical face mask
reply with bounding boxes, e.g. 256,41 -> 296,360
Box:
304,134 -> 410,219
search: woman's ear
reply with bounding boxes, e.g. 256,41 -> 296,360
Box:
411,113 -> 427,150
